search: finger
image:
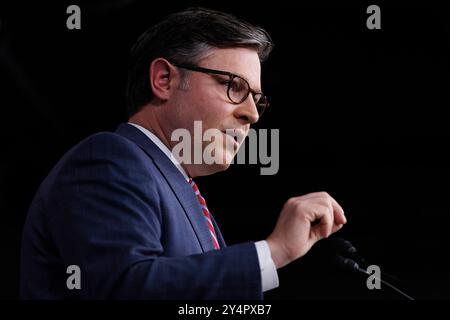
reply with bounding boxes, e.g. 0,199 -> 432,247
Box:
313,205 -> 333,240
331,223 -> 344,234
329,196 -> 346,225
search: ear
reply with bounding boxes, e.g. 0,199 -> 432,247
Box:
149,58 -> 178,102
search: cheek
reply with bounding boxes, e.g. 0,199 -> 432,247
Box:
188,83 -> 232,124
204,107 -> 231,129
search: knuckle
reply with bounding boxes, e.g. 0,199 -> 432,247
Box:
318,191 -> 330,198
317,203 -> 331,214
288,197 -> 307,210
286,197 -> 297,206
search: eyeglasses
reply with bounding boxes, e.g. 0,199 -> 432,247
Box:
171,62 -> 269,117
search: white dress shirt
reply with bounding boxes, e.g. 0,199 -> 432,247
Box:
128,122 -> 279,292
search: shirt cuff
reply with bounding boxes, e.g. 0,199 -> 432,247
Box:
255,240 -> 279,292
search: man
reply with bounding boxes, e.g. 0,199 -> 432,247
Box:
21,7 -> 346,299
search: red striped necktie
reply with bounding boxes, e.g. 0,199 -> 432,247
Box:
188,178 -> 220,250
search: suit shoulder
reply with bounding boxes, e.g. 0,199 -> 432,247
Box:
47,131 -> 158,184
77,131 -> 139,152
65,131 -> 148,163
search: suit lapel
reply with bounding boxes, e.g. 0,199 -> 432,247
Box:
115,123 -> 217,252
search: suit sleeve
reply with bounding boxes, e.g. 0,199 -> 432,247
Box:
47,134 -> 262,299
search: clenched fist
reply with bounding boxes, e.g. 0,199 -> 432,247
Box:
266,192 -> 347,269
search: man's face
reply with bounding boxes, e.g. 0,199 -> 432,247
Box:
165,47 -> 262,176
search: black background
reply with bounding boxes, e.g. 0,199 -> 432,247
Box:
1,1 -> 450,300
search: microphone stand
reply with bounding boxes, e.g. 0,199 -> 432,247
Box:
330,238 -> 415,300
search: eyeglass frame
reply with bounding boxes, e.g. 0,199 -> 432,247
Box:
170,61 -> 269,116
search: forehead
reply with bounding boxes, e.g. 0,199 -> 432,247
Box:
199,48 -> 262,89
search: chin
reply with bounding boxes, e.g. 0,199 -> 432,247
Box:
200,147 -> 236,175
212,161 -> 232,172
218,162 -> 232,171
221,150 -> 237,168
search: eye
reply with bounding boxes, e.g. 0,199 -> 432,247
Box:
214,75 -> 231,86
229,77 -> 247,92
217,79 -> 229,86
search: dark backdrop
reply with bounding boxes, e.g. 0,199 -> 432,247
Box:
1,1 -> 449,299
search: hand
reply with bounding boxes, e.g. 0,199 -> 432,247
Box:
266,192 -> 347,269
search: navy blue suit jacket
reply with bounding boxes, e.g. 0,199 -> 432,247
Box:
21,123 -> 262,299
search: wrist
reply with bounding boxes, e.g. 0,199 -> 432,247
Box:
266,237 -> 289,269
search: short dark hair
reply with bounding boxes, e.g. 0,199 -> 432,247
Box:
125,7 -> 274,117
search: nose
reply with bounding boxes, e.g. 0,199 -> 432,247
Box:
233,95 -> 259,125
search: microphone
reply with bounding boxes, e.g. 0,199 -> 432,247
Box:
329,237 -> 368,267
328,238 -> 415,300
330,238 -> 357,254
330,237 -> 401,282
334,254 -> 366,273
